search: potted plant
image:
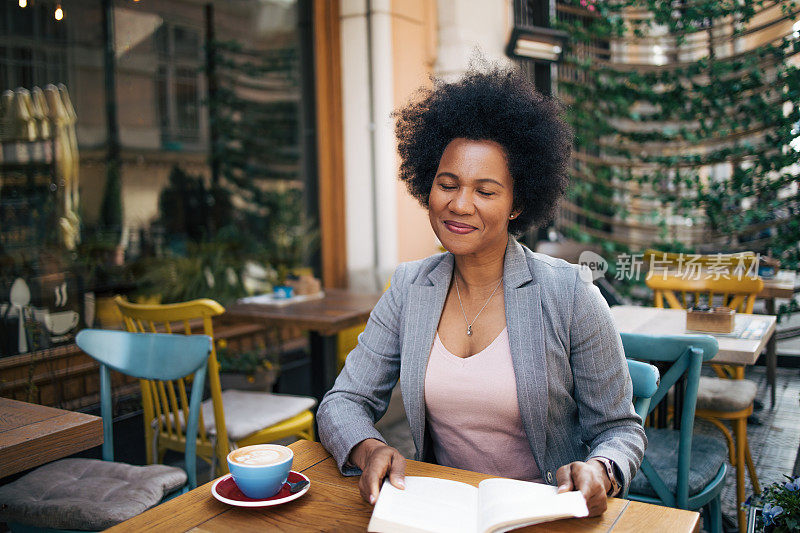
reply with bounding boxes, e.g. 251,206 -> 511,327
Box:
215,338 -> 279,392
744,475 -> 800,532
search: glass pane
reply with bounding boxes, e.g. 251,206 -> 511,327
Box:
0,46 -> 8,90
10,2 -> 34,36
156,65 -> 170,130
173,26 -> 199,59
32,49 -> 46,86
175,69 -> 198,137
0,3 -> 8,34
42,2 -> 67,41
154,24 -> 170,58
45,50 -> 68,86
12,47 -> 33,88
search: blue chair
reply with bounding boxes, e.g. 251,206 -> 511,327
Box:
623,358 -> 660,498
626,359 -> 660,423
0,330 -> 212,532
621,333 -> 728,533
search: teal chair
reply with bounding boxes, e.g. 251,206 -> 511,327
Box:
621,333 -> 728,533
0,330 -> 212,532
626,359 -> 660,423
623,358 -> 660,498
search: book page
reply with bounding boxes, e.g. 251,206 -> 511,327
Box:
476,478 -> 589,533
368,476 -> 479,533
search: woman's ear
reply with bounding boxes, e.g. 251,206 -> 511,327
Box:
509,209 -> 521,220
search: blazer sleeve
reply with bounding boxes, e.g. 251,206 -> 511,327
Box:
568,270 -> 647,492
317,264 -> 408,475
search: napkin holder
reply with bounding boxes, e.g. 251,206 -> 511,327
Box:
686,306 -> 735,334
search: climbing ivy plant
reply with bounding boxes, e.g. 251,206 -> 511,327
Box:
554,0 -> 800,273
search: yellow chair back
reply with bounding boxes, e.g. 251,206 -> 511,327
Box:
114,296 -> 231,473
336,280 -> 391,372
645,274 -> 763,313
643,249 -> 758,272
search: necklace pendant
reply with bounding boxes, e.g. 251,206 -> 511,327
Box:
467,325 -> 472,336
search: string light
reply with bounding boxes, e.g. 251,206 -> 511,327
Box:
55,3 -> 63,20
18,0 -> 27,7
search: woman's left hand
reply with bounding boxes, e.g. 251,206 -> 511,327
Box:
555,459 -> 611,516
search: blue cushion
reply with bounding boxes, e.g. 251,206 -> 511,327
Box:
629,427 -> 727,498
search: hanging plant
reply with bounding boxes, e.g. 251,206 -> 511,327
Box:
553,0 -> 799,272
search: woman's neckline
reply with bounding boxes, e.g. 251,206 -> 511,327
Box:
435,327 -> 508,360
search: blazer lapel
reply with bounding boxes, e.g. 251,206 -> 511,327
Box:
402,254 -> 452,456
504,239 -> 549,470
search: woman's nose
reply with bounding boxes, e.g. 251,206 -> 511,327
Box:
450,189 -> 475,214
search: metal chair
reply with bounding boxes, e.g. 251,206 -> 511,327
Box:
645,274 -> 763,531
622,333 -> 728,533
0,330 -> 211,531
114,296 -> 315,476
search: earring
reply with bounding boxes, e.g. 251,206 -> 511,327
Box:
509,214 -> 516,219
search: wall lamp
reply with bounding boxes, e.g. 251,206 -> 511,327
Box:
506,25 -> 568,62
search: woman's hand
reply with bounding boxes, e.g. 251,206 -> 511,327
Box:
349,438 -> 406,505
555,459 -> 611,516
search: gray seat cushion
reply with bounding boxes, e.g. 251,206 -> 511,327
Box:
0,458 -> 186,530
201,390 -> 316,441
696,376 -> 757,412
629,427 -> 727,498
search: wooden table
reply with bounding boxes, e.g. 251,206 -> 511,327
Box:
759,270 -> 797,300
610,306 -> 776,366
224,289 -> 382,402
0,397 -> 103,477
109,440 -> 700,533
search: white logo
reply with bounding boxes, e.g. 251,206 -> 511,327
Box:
578,251 -> 607,282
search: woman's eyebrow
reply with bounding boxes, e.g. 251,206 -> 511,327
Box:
435,171 -> 459,180
475,178 -> 505,188
435,173 -> 505,188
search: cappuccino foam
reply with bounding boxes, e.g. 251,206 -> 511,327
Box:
229,445 -> 292,466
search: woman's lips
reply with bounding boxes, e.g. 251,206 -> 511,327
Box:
443,220 -> 477,234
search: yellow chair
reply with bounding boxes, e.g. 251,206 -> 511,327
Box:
645,274 -> 763,531
336,281 -> 391,372
114,296 -> 315,476
643,249 -> 758,274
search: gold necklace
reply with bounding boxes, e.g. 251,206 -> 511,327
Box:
454,275 -> 503,336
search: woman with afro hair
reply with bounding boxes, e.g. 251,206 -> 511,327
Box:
318,66 -> 645,517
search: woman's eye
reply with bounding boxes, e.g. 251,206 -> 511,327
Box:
478,190 -> 495,197
439,184 -> 457,190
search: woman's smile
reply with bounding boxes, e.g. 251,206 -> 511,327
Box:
443,220 -> 478,234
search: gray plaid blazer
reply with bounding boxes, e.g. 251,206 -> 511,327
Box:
318,238 -> 646,491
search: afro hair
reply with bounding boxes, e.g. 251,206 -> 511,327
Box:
394,66 -> 573,235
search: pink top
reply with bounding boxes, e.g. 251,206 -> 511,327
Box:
424,327 -> 543,482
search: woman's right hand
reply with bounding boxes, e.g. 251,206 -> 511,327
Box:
349,438 -> 406,504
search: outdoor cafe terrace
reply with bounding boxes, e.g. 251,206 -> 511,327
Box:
2,0 -> 800,532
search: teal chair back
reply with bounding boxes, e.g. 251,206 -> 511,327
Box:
75,329 -> 212,490
620,333 -> 719,510
626,359 -> 660,421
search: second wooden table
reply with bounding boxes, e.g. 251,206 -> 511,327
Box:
224,289 -> 382,402
0,397 -> 103,477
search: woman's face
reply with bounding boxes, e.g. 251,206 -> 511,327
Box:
428,138 -> 518,257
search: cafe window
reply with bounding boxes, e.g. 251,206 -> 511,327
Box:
0,1 -> 69,89
154,23 -> 202,148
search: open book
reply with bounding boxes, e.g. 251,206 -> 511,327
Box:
367,476 -> 589,533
